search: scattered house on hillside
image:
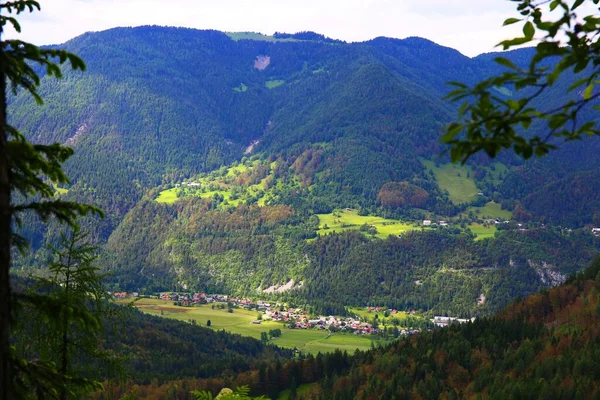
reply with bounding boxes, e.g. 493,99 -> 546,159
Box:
439,221 -> 448,227
592,228 -> 600,237
433,316 -> 452,327
433,316 -> 475,327
423,220 -> 432,226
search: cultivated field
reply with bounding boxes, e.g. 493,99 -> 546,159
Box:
316,209 -> 417,239
126,298 -> 380,354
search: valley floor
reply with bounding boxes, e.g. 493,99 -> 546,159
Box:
126,298 -> 387,354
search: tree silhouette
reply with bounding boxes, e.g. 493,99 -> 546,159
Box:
0,2 -> 101,398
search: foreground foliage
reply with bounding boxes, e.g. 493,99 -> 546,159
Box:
444,0 -> 600,162
1,1 -> 101,398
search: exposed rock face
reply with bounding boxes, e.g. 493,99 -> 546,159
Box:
528,260 -> 566,286
254,55 -> 270,70
65,122 -> 88,146
262,279 -> 301,293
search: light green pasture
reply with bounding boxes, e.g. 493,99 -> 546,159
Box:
226,32 -> 297,42
155,188 -> 178,204
316,209 -> 416,239
233,83 -> 248,92
126,298 -> 377,354
468,201 -> 512,220
266,80 -> 285,89
421,159 -> 478,205
469,223 -> 497,240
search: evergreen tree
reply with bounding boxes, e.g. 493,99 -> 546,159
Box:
0,2 -> 100,398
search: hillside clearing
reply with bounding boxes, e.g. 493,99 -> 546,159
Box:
155,188 -> 178,204
266,80 -> 285,89
421,159 -> 478,205
316,209 -> 417,239
469,223 -> 497,240
468,201 -> 513,220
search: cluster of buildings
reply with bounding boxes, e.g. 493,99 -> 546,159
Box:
432,316 -> 475,327
110,291 -> 139,299
422,220 -> 449,227
157,292 -> 228,306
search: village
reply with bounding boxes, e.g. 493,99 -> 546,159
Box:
110,291 -> 433,336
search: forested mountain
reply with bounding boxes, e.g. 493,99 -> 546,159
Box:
11,26 -> 600,317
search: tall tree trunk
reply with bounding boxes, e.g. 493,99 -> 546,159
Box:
59,242 -> 73,400
0,18 -> 13,400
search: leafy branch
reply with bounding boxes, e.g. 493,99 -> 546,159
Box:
443,0 -> 600,163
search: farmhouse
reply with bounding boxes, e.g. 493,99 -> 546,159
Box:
592,228 -> 600,237
423,220 -> 432,226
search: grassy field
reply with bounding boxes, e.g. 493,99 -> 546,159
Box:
316,209 -> 417,239
155,163 -> 259,206
155,188 -> 178,204
467,201 -> 512,220
265,80 -> 285,89
226,32 -> 297,42
126,298 -> 378,354
233,83 -> 248,92
469,223 -> 497,240
421,159 -> 478,205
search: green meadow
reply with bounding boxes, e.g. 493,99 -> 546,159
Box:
155,187 -> 178,204
421,159 -> 478,205
226,32 -> 297,42
233,83 -> 248,92
266,80 -> 285,89
155,162 -> 267,206
469,223 -> 497,240
316,209 -> 417,239
127,298 -> 378,354
467,201 -> 512,220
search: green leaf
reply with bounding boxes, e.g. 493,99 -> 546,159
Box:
549,115 -> 568,129
572,0 -> 585,10
550,0 -> 560,11
584,83 -> 595,100
499,36 -> 532,50
523,21 -> 535,39
503,17 -> 522,26
442,123 -> 463,142
569,77 -> 590,91
495,57 -> 518,70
